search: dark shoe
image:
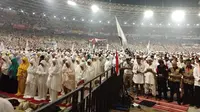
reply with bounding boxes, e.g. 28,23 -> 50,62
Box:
168,100 -> 173,103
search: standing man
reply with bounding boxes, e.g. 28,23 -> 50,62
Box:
132,56 -> 145,96
193,59 -> 200,108
156,59 -> 168,100
168,60 -> 182,105
182,59 -> 194,105
123,57 -> 133,89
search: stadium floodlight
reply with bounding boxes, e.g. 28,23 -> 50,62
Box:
171,10 -> 185,22
90,20 -> 93,22
99,21 -> 102,23
54,16 -> 56,18
177,24 -> 180,26
197,24 -> 199,26
187,24 -> 190,26
141,23 -> 144,25
73,18 -> 75,20
150,23 -> 153,25
33,12 -> 35,15
168,23 -> 171,26
144,10 -> 153,18
21,10 -> 24,13
67,0 -> 77,6
124,22 -> 127,24
82,19 -> 84,21
64,17 -> 66,19
198,13 -> 200,16
43,14 -> 46,17
91,5 -> 99,13
159,23 -> 162,26
9,8 -> 11,10
107,21 -> 110,24
133,23 -> 135,25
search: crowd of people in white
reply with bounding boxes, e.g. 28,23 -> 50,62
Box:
1,33 -> 200,111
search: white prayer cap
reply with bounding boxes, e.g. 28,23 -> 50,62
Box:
87,59 -> 92,62
80,62 -> 85,67
146,57 -> 152,61
40,60 -> 46,66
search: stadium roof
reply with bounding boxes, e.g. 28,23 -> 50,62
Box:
101,0 -> 200,7
1,0 -> 200,26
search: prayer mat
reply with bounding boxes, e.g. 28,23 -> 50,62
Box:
139,100 -> 156,107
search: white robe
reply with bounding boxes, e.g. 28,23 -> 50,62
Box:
35,65 -> 48,100
47,64 -> 62,92
75,64 -> 81,83
62,65 -> 75,90
1,59 -> 10,75
87,65 -> 95,81
144,64 -> 156,85
132,63 -> 145,84
193,64 -> 200,87
24,64 -> 37,97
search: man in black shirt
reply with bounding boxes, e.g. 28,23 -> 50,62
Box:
156,59 -> 168,100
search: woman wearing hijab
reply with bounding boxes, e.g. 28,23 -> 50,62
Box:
62,61 -> 75,103
35,60 -> 48,101
0,55 -> 11,92
47,59 -> 62,102
23,58 -> 37,99
16,57 -> 29,96
7,58 -> 19,94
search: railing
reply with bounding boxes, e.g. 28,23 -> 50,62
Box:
35,64 -> 124,112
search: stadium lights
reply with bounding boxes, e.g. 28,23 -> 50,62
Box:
144,10 -> 153,18
43,14 -> 46,17
21,10 -> 24,13
187,24 -> 190,26
67,0 -> 77,6
64,17 -> 66,19
81,19 -> 84,21
73,18 -> 75,20
198,13 -> 200,16
91,5 -> 99,13
99,21 -> 102,23
197,24 -> 199,26
150,23 -> 153,25
168,23 -> 171,26
124,22 -> 127,24
133,23 -> 135,25
33,12 -> 35,15
159,23 -> 162,26
171,10 -> 185,22
9,8 -> 11,10
108,21 -> 110,24
90,20 -> 93,22
54,16 -> 56,18
141,23 -> 144,25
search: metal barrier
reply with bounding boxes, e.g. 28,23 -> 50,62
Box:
35,64 -> 124,112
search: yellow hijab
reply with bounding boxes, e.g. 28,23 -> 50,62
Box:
17,57 -> 30,77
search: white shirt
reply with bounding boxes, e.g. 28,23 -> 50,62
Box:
193,64 -> 200,87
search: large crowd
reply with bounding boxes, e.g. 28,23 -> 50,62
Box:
0,30 -> 200,112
